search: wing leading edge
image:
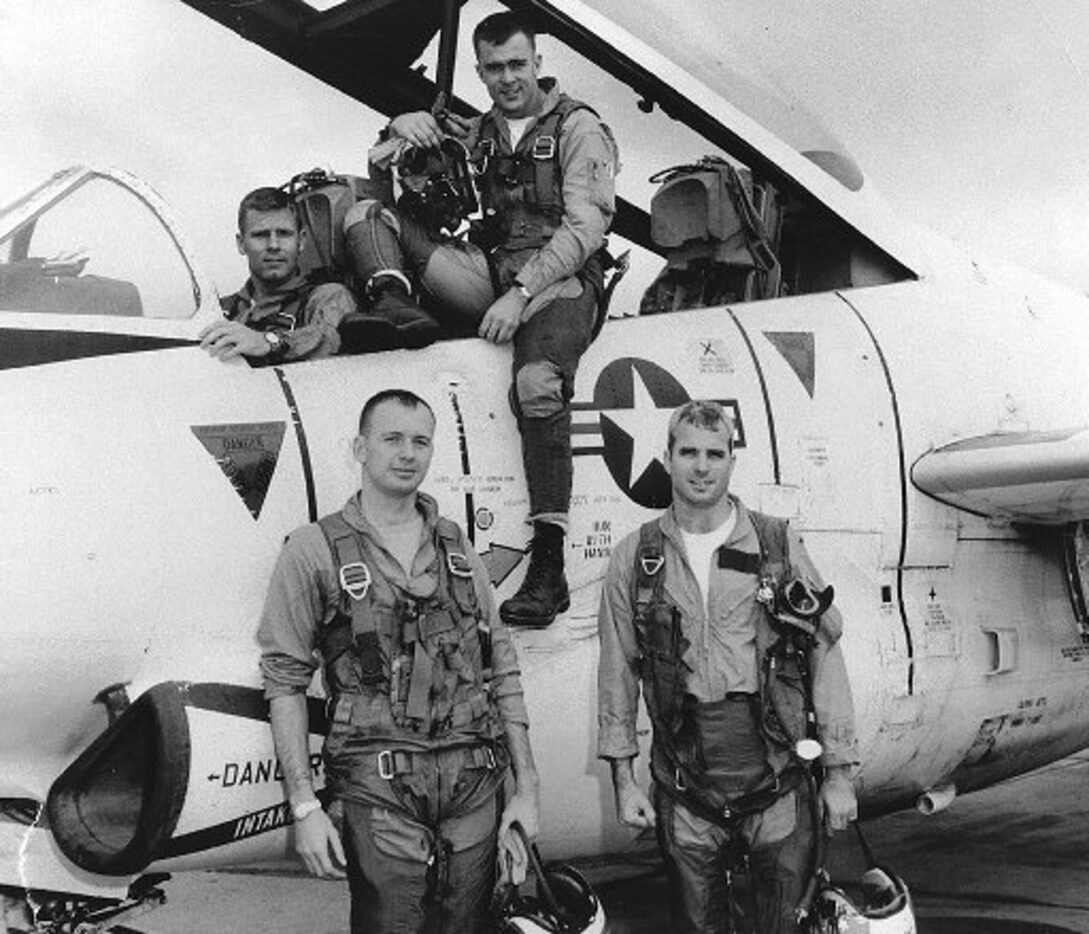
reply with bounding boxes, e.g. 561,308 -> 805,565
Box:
911,428 -> 1089,525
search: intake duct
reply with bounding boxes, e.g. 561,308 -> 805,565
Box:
45,682 -> 315,876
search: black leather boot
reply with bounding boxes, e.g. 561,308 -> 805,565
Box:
500,523 -> 570,628
339,276 -> 440,353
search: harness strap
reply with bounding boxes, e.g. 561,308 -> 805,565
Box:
658,759 -> 805,829
435,516 -> 478,613
634,519 -> 666,613
375,744 -> 500,779
318,514 -> 385,688
475,96 -> 598,222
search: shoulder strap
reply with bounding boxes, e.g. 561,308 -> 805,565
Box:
748,510 -> 789,581
632,519 -> 666,619
528,97 -> 596,206
434,516 -> 479,613
316,512 -> 383,686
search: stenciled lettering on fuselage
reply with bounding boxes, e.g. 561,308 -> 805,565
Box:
207,753 -> 322,788
572,357 -> 744,508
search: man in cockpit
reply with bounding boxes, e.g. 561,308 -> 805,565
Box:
341,11 -> 620,629
200,187 -> 356,364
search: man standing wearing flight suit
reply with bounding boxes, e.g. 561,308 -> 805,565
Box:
258,390 -> 539,933
597,401 -> 859,934
344,11 -> 619,628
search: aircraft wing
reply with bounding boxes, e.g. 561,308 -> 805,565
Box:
911,428 -> 1089,525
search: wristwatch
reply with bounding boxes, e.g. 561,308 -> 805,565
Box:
514,281 -> 532,301
264,330 -> 286,358
292,799 -> 322,822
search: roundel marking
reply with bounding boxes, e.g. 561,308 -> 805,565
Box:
592,358 -> 690,509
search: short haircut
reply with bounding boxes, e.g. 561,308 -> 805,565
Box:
236,187 -> 298,234
358,389 -> 435,435
667,400 -> 736,453
472,11 -> 536,55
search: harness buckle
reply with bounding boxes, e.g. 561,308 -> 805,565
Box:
674,767 -> 686,793
339,561 -> 372,601
640,555 -> 665,577
472,139 -> 494,175
446,551 -> 474,578
532,134 -> 556,160
377,749 -> 395,780
483,746 -> 497,770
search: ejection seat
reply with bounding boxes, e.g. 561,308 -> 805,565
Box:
639,157 -> 782,314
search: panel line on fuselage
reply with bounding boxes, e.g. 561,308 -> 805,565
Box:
725,306 -> 780,484
837,291 -> 915,694
273,367 -> 318,523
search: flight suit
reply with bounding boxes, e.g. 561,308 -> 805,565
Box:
258,492 -> 529,933
350,79 -> 619,626
220,273 -> 356,362
597,499 -> 859,934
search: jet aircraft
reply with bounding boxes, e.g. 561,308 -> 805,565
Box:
3,0 -> 1089,930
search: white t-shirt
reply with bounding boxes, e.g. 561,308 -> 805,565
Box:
681,509 -> 737,614
505,116 -> 534,150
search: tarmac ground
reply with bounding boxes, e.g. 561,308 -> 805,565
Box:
137,753 -> 1089,933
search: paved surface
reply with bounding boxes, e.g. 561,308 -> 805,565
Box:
140,754 -> 1089,933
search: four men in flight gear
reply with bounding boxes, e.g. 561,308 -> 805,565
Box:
200,187 -> 356,364
597,400 -> 860,934
343,11 -> 620,629
258,390 -> 540,934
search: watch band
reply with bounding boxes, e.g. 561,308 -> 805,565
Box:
292,799 -> 322,822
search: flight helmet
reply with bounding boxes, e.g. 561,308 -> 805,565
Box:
808,866 -> 916,934
494,825 -> 606,934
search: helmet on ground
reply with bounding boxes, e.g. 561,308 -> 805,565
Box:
494,825 -> 606,934
809,866 -> 916,934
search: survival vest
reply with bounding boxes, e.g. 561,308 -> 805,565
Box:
631,512 -> 819,824
469,94 -> 602,253
316,512 -> 500,747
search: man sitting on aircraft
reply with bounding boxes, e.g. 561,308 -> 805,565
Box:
342,11 -> 619,628
200,187 -> 356,363
258,389 -> 539,934
597,400 -> 860,934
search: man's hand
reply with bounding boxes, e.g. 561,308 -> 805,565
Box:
820,767 -> 858,834
199,320 -> 270,361
478,288 -> 527,344
294,806 -> 347,879
497,784 -> 540,886
389,112 -> 446,149
616,781 -> 657,830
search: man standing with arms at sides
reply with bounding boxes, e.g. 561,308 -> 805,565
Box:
200,187 -> 356,364
258,389 -> 539,933
344,11 -> 620,628
597,401 -> 859,934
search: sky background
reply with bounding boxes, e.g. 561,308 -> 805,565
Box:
2,0 -> 1088,296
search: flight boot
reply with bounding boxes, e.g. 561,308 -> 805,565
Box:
338,273 -> 440,353
500,522 -> 570,628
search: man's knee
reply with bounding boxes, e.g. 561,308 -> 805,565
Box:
513,360 -> 567,419
344,198 -> 398,236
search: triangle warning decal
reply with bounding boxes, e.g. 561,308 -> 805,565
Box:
192,421 -> 287,519
764,331 -> 816,398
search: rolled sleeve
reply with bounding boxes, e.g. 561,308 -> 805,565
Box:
256,526 -> 329,699
596,534 -> 643,760
515,109 -> 618,296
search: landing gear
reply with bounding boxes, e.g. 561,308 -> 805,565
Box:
1,875 -> 168,933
